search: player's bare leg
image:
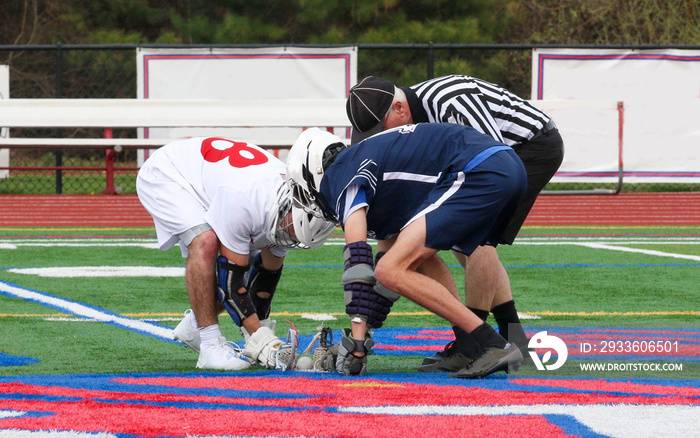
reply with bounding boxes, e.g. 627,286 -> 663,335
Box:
374,217 -> 484,332
462,245 -> 529,356
380,238 -> 461,301
377,217 -> 521,378
462,246 -> 512,310
185,230 -> 249,370
173,230 -> 219,351
417,253 -> 462,301
185,230 -> 220,329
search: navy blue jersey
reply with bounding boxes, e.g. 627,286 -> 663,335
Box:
319,123 -> 511,240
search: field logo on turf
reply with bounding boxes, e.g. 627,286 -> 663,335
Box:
528,331 -> 568,371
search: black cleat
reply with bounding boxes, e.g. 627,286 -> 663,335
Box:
449,343 -> 523,379
420,340 -> 456,366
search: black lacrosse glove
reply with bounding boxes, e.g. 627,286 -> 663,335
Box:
335,328 -> 374,376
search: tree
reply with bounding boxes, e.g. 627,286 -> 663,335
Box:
1,0 -> 698,98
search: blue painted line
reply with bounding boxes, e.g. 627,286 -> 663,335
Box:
503,263 -> 700,269
0,352 -> 40,367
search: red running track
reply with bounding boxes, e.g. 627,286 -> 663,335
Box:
0,193 -> 699,227
525,192 -> 700,226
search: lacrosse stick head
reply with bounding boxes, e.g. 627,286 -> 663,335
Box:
275,320 -> 299,371
312,326 -> 337,371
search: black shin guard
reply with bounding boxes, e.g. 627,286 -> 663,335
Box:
246,253 -> 283,320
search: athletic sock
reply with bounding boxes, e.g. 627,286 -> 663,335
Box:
199,324 -> 222,347
467,306 -> 490,322
451,326 -> 481,358
468,322 -> 507,350
491,300 -> 529,349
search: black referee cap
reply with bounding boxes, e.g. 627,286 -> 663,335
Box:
346,76 -> 395,133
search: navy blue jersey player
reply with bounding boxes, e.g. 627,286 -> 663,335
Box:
286,123 -> 527,379
323,123 -> 518,248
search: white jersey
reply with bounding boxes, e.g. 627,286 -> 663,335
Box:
139,136 -> 287,258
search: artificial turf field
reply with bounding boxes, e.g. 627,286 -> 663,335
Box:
0,224 -> 698,437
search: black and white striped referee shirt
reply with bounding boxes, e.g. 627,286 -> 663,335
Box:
407,75 -> 550,147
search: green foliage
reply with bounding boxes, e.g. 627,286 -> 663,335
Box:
4,1 -> 698,46
1,0 -> 698,102
501,0 -> 700,44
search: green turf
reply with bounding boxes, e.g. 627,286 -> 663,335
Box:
1,225 -> 698,379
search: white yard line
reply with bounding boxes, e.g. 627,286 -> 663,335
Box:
576,242 -> 700,261
0,282 -> 174,342
8,266 -> 185,277
516,240 -> 700,245
0,429 -> 119,438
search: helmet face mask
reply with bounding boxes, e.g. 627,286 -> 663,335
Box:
290,180 -> 317,213
267,181 -> 298,249
286,127 -> 346,222
271,128 -> 346,249
267,180 -> 336,249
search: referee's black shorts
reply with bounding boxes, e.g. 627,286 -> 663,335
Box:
498,126 -> 564,244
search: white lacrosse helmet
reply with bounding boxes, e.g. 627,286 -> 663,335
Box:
266,180 -> 336,249
286,127 -> 346,217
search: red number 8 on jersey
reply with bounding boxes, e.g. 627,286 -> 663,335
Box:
200,137 -> 269,168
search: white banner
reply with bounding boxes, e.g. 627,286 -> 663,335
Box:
136,47 -> 357,162
532,49 -> 700,183
0,65 -> 9,178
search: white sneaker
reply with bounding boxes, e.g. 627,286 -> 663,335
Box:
196,337 -> 250,370
173,309 -> 201,352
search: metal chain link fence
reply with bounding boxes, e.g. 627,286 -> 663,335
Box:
1,44 -> 698,195
1,45 -> 139,194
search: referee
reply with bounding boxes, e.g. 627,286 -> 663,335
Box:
346,75 -> 564,369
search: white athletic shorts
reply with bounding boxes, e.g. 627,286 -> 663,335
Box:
136,162 -> 211,258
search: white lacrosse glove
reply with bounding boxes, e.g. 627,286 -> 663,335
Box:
242,321 -> 298,371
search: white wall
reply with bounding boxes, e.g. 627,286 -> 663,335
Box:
532,49 -> 700,183
136,47 -> 357,163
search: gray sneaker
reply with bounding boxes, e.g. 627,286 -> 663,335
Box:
449,343 -> 523,379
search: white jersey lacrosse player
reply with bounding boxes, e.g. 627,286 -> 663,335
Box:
138,136 -> 288,258
137,136 -> 334,371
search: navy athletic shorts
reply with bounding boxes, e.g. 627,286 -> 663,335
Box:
416,148 -> 526,255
